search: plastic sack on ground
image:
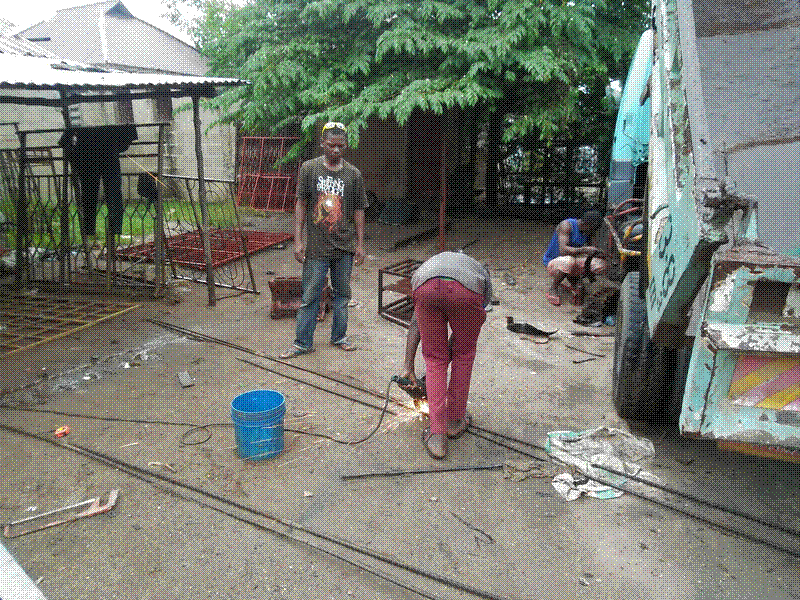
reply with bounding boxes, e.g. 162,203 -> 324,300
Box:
545,427 -> 659,501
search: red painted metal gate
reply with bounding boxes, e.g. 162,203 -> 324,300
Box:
236,137 -> 300,211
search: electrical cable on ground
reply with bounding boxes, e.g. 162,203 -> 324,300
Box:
3,372 -> 394,448
148,320 -> 800,539
235,357 -> 393,445
10,383 -> 798,556
0,406 -> 198,427
0,422 -> 515,600
89,320 -> 800,555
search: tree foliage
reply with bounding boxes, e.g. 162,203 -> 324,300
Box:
169,0 -> 647,155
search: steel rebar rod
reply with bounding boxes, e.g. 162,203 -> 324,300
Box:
341,464 -> 504,479
145,319 -> 800,548
0,423 -> 516,600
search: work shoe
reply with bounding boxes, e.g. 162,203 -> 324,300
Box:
446,412 -> 472,439
279,346 -> 314,359
422,428 -> 447,459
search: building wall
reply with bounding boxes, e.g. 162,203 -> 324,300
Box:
0,95 -> 235,181
0,91 -> 65,177
165,100 -> 237,181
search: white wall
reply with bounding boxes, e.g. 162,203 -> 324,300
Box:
0,95 -> 237,182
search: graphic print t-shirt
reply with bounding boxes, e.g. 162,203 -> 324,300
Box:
297,156 -> 367,258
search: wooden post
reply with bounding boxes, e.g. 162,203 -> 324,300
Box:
105,226 -> 114,292
58,92 -> 72,283
192,92 -> 215,306
15,131 -> 28,285
154,123 -> 166,292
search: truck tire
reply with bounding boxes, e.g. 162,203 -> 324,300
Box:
613,271 -> 668,420
665,346 -> 691,424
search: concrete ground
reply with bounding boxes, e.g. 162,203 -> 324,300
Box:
2,214 -> 800,600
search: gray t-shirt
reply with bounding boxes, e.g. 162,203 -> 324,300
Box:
296,156 -> 367,259
411,251 -> 492,308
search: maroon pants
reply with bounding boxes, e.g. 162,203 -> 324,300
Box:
413,278 -> 486,435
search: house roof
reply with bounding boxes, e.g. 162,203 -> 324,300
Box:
0,18 -> 58,58
19,1 -> 208,76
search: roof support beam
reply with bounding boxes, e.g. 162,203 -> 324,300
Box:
192,92 -> 216,307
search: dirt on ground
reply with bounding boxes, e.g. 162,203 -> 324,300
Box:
2,213 -> 800,600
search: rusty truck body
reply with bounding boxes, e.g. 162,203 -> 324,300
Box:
611,0 -> 800,458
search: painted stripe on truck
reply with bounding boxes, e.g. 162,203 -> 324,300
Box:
730,355 -> 800,409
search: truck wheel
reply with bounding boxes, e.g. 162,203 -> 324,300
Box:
665,346 -> 691,424
613,271 -> 668,420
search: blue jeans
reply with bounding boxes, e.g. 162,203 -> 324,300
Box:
292,253 -> 353,351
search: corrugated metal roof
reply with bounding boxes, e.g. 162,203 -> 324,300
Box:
0,21 -> 59,59
0,54 -> 245,92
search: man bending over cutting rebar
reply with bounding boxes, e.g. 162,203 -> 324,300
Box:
400,251 -> 492,459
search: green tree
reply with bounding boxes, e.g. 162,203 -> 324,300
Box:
169,0 -> 647,191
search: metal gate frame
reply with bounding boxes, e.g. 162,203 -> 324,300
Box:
236,136 -> 300,211
1,123 -> 170,294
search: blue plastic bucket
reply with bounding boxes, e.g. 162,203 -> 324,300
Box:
231,390 -> 286,460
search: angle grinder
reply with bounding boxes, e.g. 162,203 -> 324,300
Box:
392,374 -> 427,407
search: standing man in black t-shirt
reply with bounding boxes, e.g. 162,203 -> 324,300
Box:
280,122 -> 366,358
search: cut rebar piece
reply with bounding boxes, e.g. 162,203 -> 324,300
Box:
341,464 -> 503,479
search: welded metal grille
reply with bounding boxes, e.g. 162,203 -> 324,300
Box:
0,293 -> 139,356
236,137 -> 300,211
119,229 -> 292,270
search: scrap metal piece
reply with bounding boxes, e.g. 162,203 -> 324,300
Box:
3,490 -> 119,538
177,371 -> 195,388
341,464 -> 503,479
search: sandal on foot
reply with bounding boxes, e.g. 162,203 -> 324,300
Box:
279,346 -> 314,359
332,341 -> 357,351
421,428 -> 447,459
545,291 -> 561,306
446,412 -> 472,439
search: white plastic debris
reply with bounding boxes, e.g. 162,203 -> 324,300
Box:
545,427 -> 659,501
552,472 -> 623,501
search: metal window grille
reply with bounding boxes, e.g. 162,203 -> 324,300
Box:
236,137 -> 299,211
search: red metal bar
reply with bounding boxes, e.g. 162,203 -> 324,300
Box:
439,134 -> 446,252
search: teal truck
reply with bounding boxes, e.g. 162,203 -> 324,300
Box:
609,0 -> 800,459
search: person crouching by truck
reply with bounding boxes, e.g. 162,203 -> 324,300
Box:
400,251 -> 492,459
543,209 -> 607,307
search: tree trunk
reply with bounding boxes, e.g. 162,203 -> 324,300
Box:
485,108 -> 502,207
